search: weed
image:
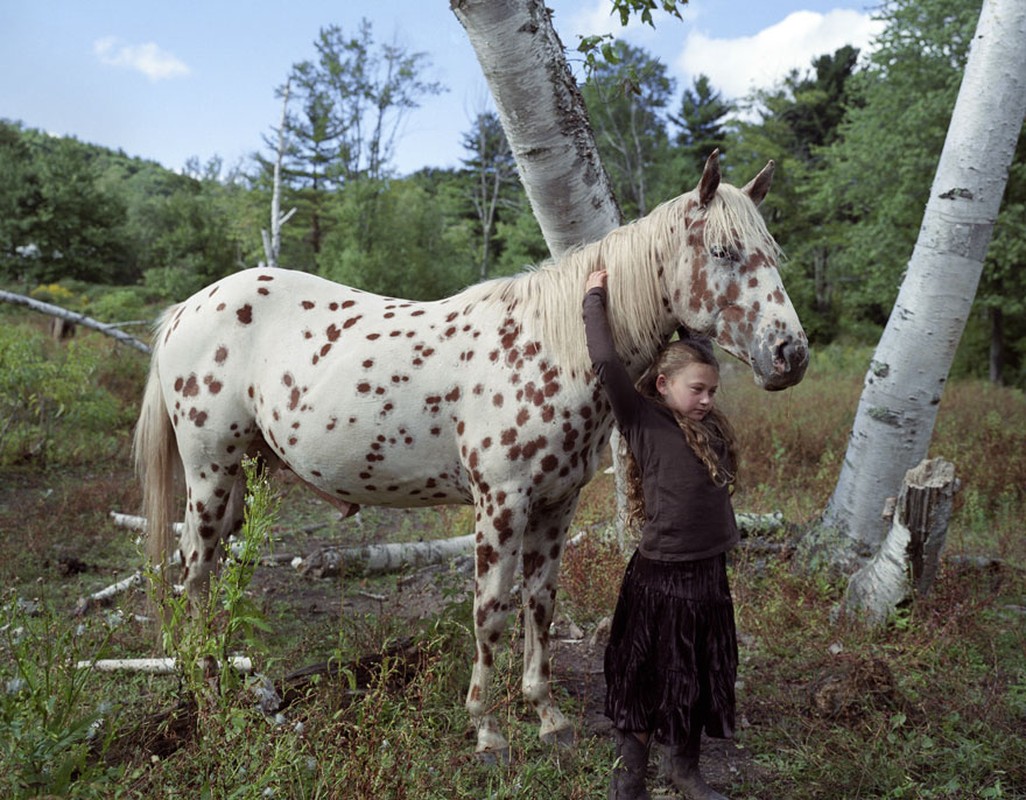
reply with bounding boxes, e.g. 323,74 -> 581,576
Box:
0,588 -> 121,797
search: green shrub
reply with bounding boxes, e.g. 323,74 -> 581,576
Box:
0,323 -> 124,466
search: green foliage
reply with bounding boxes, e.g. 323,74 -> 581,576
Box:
83,286 -> 148,324
319,177 -> 474,299
807,0 -> 983,325
580,40 -> 679,217
0,323 -> 125,467
0,125 -> 133,285
671,74 -> 736,179
0,592 -> 119,798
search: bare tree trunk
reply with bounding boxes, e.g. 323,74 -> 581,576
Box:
451,0 -> 623,256
262,79 -> 297,268
0,290 -> 151,354
453,0 -> 631,540
844,459 -> 957,625
988,306 -> 1005,385
801,0 -> 1026,573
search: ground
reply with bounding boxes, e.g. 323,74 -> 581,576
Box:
2,468 -> 756,796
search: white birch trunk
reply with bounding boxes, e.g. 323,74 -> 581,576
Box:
297,534 -> 477,578
0,291 -> 151,354
261,78 -> 296,269
803,0 -> 1026,572
452,0 -> 632,540
76,656 -> 252,674
844,458 -> 957,625
451,0 -> 622,257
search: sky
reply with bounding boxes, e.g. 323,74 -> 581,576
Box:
0,1 -> 884,177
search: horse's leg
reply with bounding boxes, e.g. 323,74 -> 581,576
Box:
465,490 -> 530,759
175,437 -> 249,614
521,494 -> 580,747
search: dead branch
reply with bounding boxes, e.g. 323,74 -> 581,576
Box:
0,290 -> 151,353
298,534 -> 477,578
75,656 -> 253,674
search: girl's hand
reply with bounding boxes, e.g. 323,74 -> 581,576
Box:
586,270 -> 608,292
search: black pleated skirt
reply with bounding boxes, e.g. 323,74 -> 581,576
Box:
603,551 -> 738,746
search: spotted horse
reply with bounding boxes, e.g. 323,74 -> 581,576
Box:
133,151 -> 808,759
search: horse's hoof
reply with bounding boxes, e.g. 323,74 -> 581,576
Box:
475,747 -> 511,766
540,725 -> 577,750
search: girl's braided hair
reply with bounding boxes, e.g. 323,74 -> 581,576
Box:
620,336 -> 739,532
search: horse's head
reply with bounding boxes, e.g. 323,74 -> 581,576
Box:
669,151 -> 808,391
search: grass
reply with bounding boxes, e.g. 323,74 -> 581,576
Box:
1,322 -> 1025,798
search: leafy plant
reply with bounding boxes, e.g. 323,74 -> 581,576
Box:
0,591 -> 118,797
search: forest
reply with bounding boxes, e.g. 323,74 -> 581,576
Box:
1,0 -> 1024,386
1,0 -> 1024,797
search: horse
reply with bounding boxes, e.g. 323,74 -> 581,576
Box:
133,151 -> 808,758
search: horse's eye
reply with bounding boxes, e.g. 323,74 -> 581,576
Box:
710,245 -> 739,263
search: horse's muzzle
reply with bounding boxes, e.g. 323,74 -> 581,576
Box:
755,334 -> 809,391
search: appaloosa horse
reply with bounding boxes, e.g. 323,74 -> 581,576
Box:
134,151 -> 808,757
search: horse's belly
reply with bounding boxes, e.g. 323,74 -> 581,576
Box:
256,389 -> 469,508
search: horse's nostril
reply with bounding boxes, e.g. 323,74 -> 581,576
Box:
772,337 -> 808,374
773,339 -> 791,372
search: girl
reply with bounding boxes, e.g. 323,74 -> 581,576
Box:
583,269 -> 739,800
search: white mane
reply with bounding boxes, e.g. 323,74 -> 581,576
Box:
455,181 -> 779,386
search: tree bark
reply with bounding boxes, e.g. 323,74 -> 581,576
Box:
988,306 -> 1005,385
844,458 -> 957,625
298,534 -> 476,578
0,290 -> 151,354
801,0 -> 1026,572
453,0 -> 633,540
261,78 -> 297,269
450,0 -> 623,257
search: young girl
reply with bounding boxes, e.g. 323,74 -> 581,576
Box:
583,269 -> 739,800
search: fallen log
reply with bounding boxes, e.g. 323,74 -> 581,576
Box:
74,570 -> 144,615
110,509 -> 790,581
298,534 -> 477,578
845,458 -> 958,625
0,290 -> 151,353
75,656 -> 253,674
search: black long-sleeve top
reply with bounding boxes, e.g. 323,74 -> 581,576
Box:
583,286 -> 739,561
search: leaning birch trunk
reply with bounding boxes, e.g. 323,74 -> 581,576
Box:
452,0 -> 631,539
0,291 -> 151,354
450,0 -> 622,259
801,0 -> 1026,572
845,458 -> 957,625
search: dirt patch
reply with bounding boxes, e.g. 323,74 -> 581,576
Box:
3,468 -> 757,794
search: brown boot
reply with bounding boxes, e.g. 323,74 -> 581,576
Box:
608,729 -> 651,800
660,744 -> 728,800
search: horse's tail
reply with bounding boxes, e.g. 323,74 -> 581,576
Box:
133,307 -> 181,584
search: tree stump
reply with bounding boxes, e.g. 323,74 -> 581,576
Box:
844,458 -> 958,624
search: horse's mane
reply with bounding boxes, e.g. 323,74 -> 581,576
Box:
456,181 -> 780,386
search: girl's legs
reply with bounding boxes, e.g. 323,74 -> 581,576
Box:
608,729 -> 651,800
659,707 -> 729,800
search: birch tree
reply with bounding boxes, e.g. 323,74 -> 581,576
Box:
799,0 -> 1026,576
451,0 -> 623,257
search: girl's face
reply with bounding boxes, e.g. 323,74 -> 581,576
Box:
656,362 -> 720,421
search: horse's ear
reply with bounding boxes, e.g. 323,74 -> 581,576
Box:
698,149 -> 721,208
743,160 -> 775,206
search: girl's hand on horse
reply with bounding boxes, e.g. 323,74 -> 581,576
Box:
586,270 -> 608,292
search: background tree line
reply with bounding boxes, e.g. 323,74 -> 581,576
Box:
1,0 -> 1023,385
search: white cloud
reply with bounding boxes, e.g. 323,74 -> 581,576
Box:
676,10 -> 885,98
93,37 -> 191,81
